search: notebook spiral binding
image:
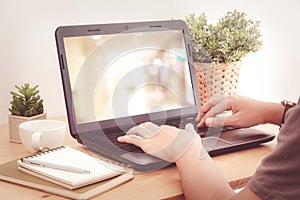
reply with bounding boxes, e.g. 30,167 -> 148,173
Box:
23,146 -> 66,159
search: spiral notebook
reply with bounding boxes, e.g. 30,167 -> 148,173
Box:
0,159 -> 133,199
17,146 -> 132,190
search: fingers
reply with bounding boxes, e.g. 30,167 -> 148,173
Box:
196,95 -> 225,122
197,95 -> 234,127
197,102 -> 227,127
118,122 -> 159,146
201,95 -> 225,113
142,122 -> 160,133
118,122 -> 203,162
197,117 -> 207,127
205,117 -> 225,127
205,115 -> 236,127
127,122 -> 160,138
117,134 -> 143,146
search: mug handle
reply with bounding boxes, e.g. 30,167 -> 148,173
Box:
31,131 -> 42,151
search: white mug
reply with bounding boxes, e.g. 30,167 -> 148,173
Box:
19,120 -> 66,152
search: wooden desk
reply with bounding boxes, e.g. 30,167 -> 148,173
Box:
0,118 -> 278,200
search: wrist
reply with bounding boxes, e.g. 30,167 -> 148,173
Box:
176,135 -> 207,168
280,100 -> 296,126
262,102 -> 285,126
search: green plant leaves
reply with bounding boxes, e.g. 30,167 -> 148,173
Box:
9,83 -> 44,117
185,10 -> 263,63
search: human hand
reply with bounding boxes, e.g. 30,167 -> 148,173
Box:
117,122 -> 200,162
196,95 -> 274,128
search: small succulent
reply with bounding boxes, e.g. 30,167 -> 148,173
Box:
9,83 -> 44,117
185,10 -> 263,63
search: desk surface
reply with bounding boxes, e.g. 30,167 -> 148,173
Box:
0,118 -> 278,200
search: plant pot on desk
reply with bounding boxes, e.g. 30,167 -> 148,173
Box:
8,113 -> 47,143
194,61 -> 241,106
186,10 -> 262,105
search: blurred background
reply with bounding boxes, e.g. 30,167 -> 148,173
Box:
1,0 -> 300,125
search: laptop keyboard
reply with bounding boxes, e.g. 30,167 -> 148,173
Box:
105,118 -> 239,153
166,118 -> 239,137
108,131 -> 144,153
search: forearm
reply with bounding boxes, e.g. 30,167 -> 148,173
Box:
175,137 -> 235,200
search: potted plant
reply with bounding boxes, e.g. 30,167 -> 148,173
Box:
8,83 -> 46,143
185,10 -> 262,105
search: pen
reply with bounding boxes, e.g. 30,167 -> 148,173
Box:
21,158 -> 90,174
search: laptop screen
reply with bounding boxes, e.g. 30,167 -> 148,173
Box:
62,29 -> 196,125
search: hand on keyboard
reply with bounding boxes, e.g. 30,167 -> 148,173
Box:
167,118 -> 238,138
196,95 -> 271,128
118,122 -> 205,162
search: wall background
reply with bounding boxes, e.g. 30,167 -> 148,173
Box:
1,0 -> 300,125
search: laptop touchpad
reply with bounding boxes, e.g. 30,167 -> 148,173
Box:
202,136 -> 232,151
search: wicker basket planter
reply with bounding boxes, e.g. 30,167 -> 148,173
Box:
194,61 -> 241,106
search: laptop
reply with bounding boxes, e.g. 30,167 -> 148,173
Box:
55,20 -> 275,171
